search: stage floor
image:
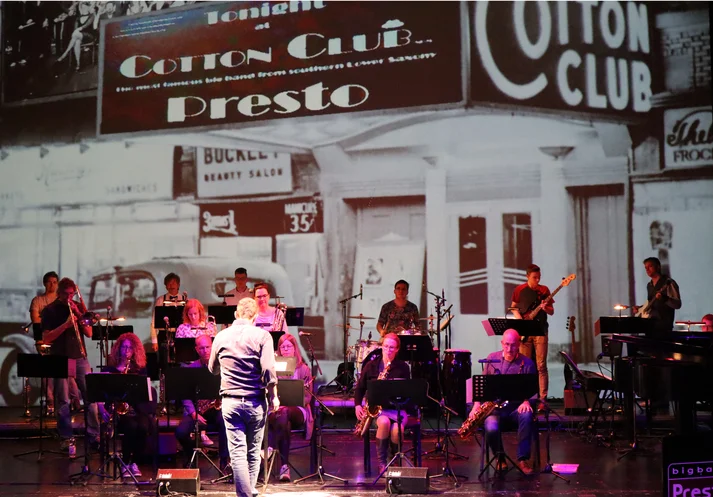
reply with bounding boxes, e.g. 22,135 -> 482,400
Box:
0,405 -> 664,497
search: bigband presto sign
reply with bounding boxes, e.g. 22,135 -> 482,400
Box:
472,1 -> 653,117
98,1 -> 465,135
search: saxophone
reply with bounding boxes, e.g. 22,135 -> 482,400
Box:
457,400 -> 508,439
353,361 -> 391,437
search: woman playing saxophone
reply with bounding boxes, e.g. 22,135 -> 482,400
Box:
353,333 -> 410,475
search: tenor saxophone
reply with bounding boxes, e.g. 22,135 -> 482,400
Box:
457,400 -> 509,440
353,361 -> 391,437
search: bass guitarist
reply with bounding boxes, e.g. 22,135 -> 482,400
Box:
510,264 -> 554,404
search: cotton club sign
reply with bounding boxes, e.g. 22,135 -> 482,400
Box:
472,1 -> 653,117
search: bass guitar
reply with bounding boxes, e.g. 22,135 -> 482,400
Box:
522,274 -> 577,320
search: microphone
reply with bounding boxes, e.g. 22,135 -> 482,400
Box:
359,284 -> 363,300
478,358 -> 501,364
298,331 -> 312,337
163,316 -> 170,326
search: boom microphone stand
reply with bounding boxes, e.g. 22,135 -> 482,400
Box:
324,286 -> 362,396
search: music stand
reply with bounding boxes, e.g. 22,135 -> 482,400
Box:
165,367 -> 225,478
174,338 -> 200,364
262,379 -> 305,491
367,378 -> 428,485
81,373 -> 152,485
275,356 -> 296,377
154,306 -> 183,329
208,305 -> 236,326
594,316 -> 654,336
269,331 -> 285,351
92,325 -> 134,369
481,318 -> 543,338
469,374 -> 538,479
285,308 -> 305,327
14,354 -> 68,461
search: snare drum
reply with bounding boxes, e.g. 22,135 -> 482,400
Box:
442,349 -> 472,417
355,340 -> 380,374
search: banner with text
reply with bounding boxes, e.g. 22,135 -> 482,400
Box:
664,107 -> 713,169
200,197 -> 323,238
471,1 -> 653,117
197,147 -> 292,198
98,1 -> 465,135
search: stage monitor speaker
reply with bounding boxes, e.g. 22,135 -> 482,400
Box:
156,468 -> 200,496
385,466 -> 429,494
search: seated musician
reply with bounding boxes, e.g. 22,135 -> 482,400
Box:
174,334 -> 229,469
175,299 -> 217,338
253,283 -> 288,332
376,280 -> 420,338
354,333 -> 410,474
467,328 -> 537,475
98,332 -> 157,479
268,333 -> 314,482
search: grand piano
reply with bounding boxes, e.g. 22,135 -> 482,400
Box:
596,317 -> 713,436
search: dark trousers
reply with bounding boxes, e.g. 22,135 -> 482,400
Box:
484,404 -> 534,461
175,408 -> 228,460
117,413 -> 154,464
268,406 -> 305,465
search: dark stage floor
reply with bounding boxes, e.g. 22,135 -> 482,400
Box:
0,405 -> 666,497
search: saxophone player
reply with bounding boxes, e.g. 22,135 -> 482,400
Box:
41,277 -> 100,458
175,334 -> 229,470
253,283 -> 288,332
354,333 -> 410,475
466,329 -> 537,475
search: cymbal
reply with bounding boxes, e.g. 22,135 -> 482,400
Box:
419,315 -> 436,321
348,315 -> 375,320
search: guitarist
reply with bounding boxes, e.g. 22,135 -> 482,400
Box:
510,264 -> 554,405
633,257 -> 681,333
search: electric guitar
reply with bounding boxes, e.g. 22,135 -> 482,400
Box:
522,274 -> 577,320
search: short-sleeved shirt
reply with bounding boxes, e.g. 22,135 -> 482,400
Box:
511,283 -> 552,330
41,299 -> 87,359
377,300 -> 420,332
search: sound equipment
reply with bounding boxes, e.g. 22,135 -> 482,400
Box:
563,389 -> 597,414
385,466 -> 429,494
156,468 -> 200,496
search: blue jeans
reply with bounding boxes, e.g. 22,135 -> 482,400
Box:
54,357 -> 99,440
484,403 -> 534,461
222,397 -> 266,497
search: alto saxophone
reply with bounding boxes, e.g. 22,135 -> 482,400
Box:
457,400 -> 508,440
353,361 -> 391,437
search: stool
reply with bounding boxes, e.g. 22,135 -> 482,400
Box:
478,411 -> 540,479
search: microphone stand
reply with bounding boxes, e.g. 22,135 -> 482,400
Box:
325,289 -> 361,396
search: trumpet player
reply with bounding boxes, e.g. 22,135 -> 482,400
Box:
41,277 -> 100,458
253,283 -> 288,332
99,333 -> 157,479
466,329 -> 537,475
354,333 -> 410,475
175,299 -> 218,338
175,334 -> 229,470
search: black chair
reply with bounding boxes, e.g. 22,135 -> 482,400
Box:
478,409 -> 540,478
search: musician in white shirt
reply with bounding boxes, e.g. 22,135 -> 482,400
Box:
224,267 -> 253,306
150,272 -> 186,352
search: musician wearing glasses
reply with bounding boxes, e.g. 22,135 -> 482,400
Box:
41,277 -> 100,458
175,335 -> 229,470
632,257 -> 682,332
175,299 -> 217,338
150,272 -> 186,352
253,283 -> 288,332
99,333 -> 156,479
224,267 -> 253,306
376,280 -> 420,337
354,333 -> 410,475
268,334 -> 314,482
466,329 -> 537,475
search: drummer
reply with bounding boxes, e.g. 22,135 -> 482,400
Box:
376,280 -> 420,338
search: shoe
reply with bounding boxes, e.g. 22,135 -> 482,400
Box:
518,459 -> 534,476
129,463 -> 142,477
200,432 -> 214,446
279,464 -> 290,482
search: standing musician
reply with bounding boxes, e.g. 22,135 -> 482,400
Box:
376,280 -> 420,337
99,332 -> 157,479
209,297 -> 279,497
175,334 -> 229,469
268,334 -> 314,482
632,257 -> 682,333
467,328 -> 537,475
510,264 -> 553,403
354,333 -> 410,474
150,272 -> 187,352
224,267 -> 253,306
29,271 -> 79,413
253,283 -> 288,332
175,299 -> 218,338
41,277 -> 100,458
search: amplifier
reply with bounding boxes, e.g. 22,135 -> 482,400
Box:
156,468 -> 200,496
385,466 -> 429,494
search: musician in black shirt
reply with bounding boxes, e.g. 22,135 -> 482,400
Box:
634,257 -> 682,332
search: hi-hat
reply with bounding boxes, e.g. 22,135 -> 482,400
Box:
348,315 -> 375,320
